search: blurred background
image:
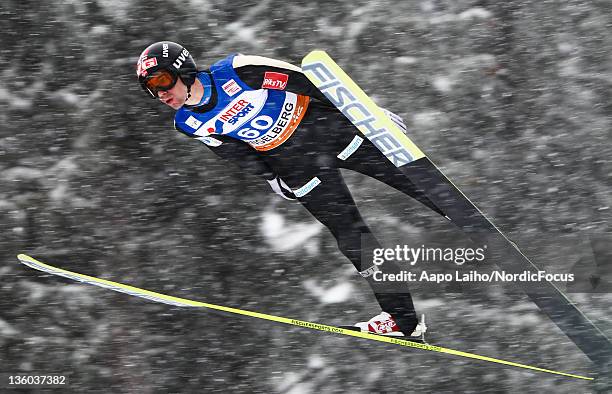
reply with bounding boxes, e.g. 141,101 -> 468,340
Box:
1,0 -> 611,392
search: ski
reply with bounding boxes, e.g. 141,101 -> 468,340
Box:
301,50 -> 612,368
337,326 -> 426,344
17,254 -> 592,380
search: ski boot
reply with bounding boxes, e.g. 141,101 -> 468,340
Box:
347,312 -> 427,343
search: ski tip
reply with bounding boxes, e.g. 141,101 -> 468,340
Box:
17,253 -> 34,263
301,50 -> 330,65
304,49 -> 327,57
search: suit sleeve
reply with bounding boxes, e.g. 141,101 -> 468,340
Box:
175,123 -> 276,181
231,55 -> 333,106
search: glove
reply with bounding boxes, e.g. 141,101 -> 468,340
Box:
267,176 -> 296,201
381,107 -> 407,133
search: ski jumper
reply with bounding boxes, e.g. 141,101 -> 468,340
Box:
174,54 -> 445,333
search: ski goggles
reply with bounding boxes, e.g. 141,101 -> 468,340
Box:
140,69 -> 178,98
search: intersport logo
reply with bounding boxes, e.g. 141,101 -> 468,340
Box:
219,99 -> 252,123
